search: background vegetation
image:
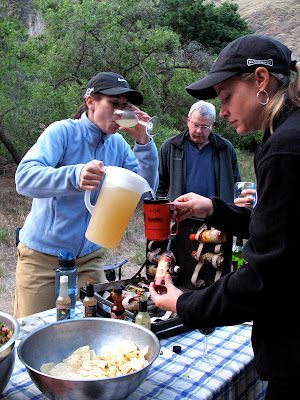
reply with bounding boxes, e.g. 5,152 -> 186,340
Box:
0,0 -> 257,313
0,0 -> 260,166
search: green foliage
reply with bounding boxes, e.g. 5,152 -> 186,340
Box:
0,0 -> 254,162
215,114 -> 263,152
0,227 -> 9,243
159,0 -> 251,52
236,149 -> 255,181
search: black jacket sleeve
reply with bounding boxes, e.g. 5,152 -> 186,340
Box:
177,146 -> 300,329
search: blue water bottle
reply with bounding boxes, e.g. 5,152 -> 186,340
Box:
55,250 -> 78,319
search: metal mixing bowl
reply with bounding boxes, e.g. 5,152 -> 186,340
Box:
18,318 -> 160,400
0,311 -> 20,394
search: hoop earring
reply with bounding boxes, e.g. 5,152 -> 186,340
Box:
256,89 -> 269,106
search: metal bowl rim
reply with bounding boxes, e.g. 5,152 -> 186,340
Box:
0,311 -> 20,355
18,317 -> 160,382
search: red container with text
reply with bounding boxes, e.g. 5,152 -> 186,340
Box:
143,198 -> 171,241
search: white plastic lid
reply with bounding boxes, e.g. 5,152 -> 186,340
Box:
104,166 -> 151,195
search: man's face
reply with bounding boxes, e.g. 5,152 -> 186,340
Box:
187,111 -> 214,148
87,95 -> 129,134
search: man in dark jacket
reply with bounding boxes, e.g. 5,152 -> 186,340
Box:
156,100 -> 240,288
157,100 -> 240,202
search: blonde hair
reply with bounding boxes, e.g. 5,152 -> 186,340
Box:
263,64 -> 300,132
241,64 -> 300,133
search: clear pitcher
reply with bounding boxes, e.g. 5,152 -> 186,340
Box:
84,166 -> 151,248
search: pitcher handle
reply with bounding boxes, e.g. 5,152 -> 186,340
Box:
84,190 -> 95,215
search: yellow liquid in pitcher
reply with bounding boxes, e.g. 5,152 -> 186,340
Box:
85,186 -> 141,248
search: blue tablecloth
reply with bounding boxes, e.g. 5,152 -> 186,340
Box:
2,304 -> 267,399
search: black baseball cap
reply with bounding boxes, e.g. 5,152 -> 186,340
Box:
186,34 -> 296,100
84,71 -> 143,105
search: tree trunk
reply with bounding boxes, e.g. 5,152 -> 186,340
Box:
0,122 -> 21,164
7,0 -> 14,16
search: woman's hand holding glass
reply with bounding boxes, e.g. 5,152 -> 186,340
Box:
113,106 -> 159,143
234,182 -> 257,209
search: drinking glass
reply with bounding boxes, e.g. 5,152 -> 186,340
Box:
234,181 -> 257,208
114,109 -> 159,138
199,327 -> 217,364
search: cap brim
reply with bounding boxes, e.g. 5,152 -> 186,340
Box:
186,70 -> 238,100
98,87 -> 143,105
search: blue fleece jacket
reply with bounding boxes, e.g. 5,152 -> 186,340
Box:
15,113 -> 158,257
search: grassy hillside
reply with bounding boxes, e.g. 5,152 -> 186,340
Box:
214,0 -> 300,59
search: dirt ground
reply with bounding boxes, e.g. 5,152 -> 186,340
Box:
0,165 -> 145,315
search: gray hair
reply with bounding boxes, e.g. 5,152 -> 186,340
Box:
188,100 -> 216,121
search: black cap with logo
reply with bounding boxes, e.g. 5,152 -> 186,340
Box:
186,34 -> 297,100
84,71 -> 143,105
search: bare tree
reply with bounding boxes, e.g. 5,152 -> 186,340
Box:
7,0 -> 14,16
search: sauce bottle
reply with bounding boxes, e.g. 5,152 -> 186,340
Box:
110,287 -> 125,320
56,275 -> 71,321
189,228 -> 226,243
55,250 -> 78,319
83,278 -> 97,317
135,296 -> 151,330
154,236 -> 176,293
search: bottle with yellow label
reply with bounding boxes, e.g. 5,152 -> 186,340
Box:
83,278 -> 97,317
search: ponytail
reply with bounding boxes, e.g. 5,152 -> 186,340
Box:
72,93 -> 104,119
263,64 -> 300,133
73,103 -> 88,119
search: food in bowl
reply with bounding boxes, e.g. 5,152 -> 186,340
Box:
40,343 -> 149,379
0,312 -> 20,395
0,322 -> 14,347
18,318 -> 160,400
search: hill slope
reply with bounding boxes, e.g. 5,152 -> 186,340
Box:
215,0 -> 300,59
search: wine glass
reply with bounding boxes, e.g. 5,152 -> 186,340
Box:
114,109 -> 159,138
234,181 -> 257,208
199,327 -> 217,365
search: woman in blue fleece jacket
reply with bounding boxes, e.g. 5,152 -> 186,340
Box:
15,71 -> 158,318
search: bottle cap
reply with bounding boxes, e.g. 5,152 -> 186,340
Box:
58,250 -> 75,268
60,275 -> 68,283
173,265 -> 180,273
139,298 -> 148,312
86,279 -> 95,297
172,345 -> 182,354
114,287 -> 122,294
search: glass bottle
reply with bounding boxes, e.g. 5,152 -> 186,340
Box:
154,236 -> 176,293
189,228 -> 226,243
56,275 -> 71,321
55,250 -> 78,319
135,296 -> 151,330
110,287 -> 125,320
83,278 -> 97,317
232,236 -> 246,269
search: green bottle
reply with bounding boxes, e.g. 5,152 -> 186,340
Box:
232,237 -> 247,269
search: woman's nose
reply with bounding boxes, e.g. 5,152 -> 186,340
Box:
219,107 -> 227,119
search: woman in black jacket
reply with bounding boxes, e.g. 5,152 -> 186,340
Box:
149,34 -> 300,400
